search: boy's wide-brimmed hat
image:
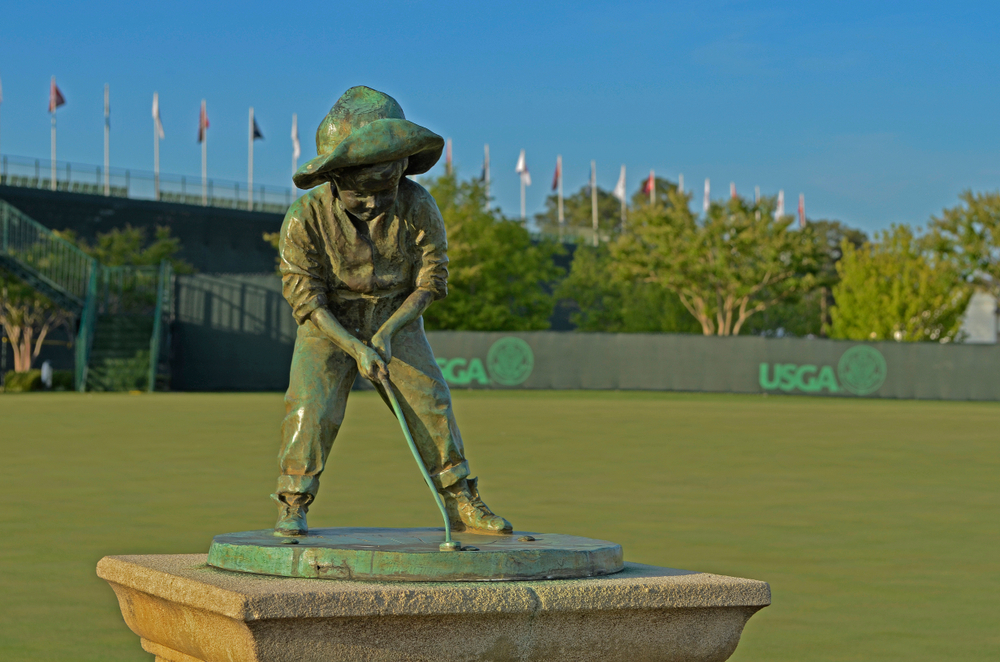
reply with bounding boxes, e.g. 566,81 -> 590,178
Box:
293,86 -> 444,190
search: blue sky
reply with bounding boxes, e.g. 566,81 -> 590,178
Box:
2,1 -> 998,233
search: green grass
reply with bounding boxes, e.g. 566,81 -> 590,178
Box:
0,390 -> 997,661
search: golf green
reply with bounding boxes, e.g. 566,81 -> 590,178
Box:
0,391 -> 997,661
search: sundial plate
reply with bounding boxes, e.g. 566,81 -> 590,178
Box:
207,527 -> 624,582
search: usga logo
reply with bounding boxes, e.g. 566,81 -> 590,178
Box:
759,345 -> 888,396
435,337 -> 534,387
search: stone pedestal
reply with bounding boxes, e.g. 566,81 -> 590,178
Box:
97,554 -> 770,662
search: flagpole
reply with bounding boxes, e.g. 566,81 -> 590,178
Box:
248,107 -> 254,211
520,172 -> 526,222
292,113 -> 298,191
591,160 -> 598,247
620,164 -> 627,229
153,93 -> 160,201
104,84 -> 110,196
50,77 -> 57,191
484,144 -> 490,211
557,154 -> 564,239
201,99 -> 207,206
51,113 -> 57,191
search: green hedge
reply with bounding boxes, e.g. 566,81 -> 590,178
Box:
3,369 -> 75,392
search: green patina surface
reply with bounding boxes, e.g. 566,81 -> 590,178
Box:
208,527 -> 624,582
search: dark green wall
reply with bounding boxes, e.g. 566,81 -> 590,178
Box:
0,186 -> 282,273
170,274 -> 1000,400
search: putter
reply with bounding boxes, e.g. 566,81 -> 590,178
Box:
379,375 -> 461,552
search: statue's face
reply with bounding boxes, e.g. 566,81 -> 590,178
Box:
331,159 -> 408,222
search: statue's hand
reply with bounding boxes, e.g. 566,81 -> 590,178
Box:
356,346 -> 388,383
371,329 -> 392,364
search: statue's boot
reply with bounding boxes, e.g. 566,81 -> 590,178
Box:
272,492 -> 314,536
441,477 -> 512,534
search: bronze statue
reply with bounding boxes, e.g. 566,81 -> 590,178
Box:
273,86 -> 511,538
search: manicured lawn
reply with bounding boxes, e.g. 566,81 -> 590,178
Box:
0,390 -> 997,661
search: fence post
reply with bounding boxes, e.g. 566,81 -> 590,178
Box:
147,260 -> 171,392
75,261 -> 100,392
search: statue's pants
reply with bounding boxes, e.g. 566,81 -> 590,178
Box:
276,315 -> 470,497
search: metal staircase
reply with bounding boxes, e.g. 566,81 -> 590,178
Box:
0,199 -> 172,391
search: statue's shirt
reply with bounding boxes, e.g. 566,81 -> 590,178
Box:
278,178 -> 449,326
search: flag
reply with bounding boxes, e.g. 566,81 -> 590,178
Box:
291,113 -> 300,160
643,170 -> 655,195
552,157 -> 561,191
445,138 -> 452,173
151,93 -> 165,139
49,78 -> 65,112
613,165 -> 627,202
252,116 -> 264,141
516,149 -> 531,186
703,178 -> 710,213
198,101 -> 209,143
798,193 -> 805,228
776,190 -> 785,218
480,144 -> 489,182
730,182 -> 737,199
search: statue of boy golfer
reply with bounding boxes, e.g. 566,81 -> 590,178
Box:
273,86 -> 511,537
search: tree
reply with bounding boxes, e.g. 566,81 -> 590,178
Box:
534,184 -> 622,242
0,277 -> 73,373
2,224 -> 190,375
556,243 -> 700,333
422,172 -> 565,331
928,190 -> 1000,298
739,219 -> 867,337
612,190 -> 825,335
60,224 -> 194,272
629,176 -> 679,210
829,224 -> 972,342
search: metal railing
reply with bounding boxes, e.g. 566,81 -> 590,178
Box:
148,260 -> 173,392
0,154 -> 296,214
97,265 -> 162,316
0,199 -> 174,391
0,199 -> 98,312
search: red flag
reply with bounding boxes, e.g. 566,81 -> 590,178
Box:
730,182 -> 737,199
198,100 -> 209,143
552,157 -> 561,191
798,193 -> 805,228
49,78 -> 65,112
643,170 -> 654,194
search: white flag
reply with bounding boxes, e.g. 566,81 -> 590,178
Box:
152,93 -> 164,139
516,149 -> 531,186
703,178 -> 710,213
776,189 -> 785,219
291,113 -> 301,160
613,164 -> 627,202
